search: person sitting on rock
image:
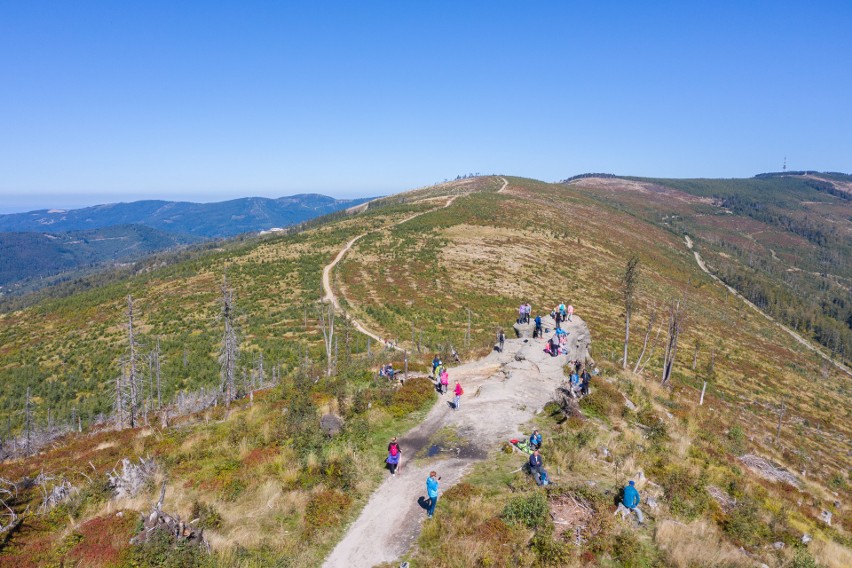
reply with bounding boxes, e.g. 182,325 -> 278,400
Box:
616,480 -> 644,524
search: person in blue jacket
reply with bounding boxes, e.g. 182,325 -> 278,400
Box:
426,471 -> 440,518
618,480 -> 644,524
529,429 -> 542,450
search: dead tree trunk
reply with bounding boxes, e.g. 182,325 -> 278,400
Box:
318,303 -> 335,377
219,276 -> 239,406
621,255 -> 641,370
126,295 -> 140,428
633,304 -> 659,374
24,387 -> 33,455
661,298 -> 686,386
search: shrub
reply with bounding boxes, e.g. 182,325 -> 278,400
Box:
501,492 -> 549,530
303,490 -> 352,536
579,379 -> 623,420
388,377 -> 435,417
190,500 -> 222,530
657,465 -> 710,521
530,532 -> 569,566
636,406 -> 668,442
723,498 -> 770,547
612,529 -> 654,567
128,527 -> 207,568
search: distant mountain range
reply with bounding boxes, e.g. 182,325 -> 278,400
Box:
0,193 -> 372,292
0,194 -> 372,238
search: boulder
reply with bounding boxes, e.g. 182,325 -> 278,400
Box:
320,414 -> 344,436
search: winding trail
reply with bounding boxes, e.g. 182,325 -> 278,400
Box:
320,177 -> 508,348
684,235 -> 851,376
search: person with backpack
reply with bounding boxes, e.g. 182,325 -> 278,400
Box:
529,450 -> 544,485
453,381 -> 463,410
432,354 -> 441,377
617,480 -> 644,524
386,437 -> 402,475
426,471 -> 440,518
440,368 -> 449,395
534,314 -> 543,338
529,429 -> 542,450
386,444 -> 400,476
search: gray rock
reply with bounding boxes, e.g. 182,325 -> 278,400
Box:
801,534 -> 812,545
819,510 -> 832,526
772,542 -> 785,550
320,413 -> 344,436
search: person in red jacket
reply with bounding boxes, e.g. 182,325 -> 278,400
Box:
453,381 -> 463,410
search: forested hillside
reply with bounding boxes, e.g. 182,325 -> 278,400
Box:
0,225 -> 201,289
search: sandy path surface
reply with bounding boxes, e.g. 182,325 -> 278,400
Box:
323,315 -> 591,568
684,236 -> 850,376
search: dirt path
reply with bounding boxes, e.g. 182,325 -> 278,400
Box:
684,235 -> 851,376
321,190 -> 470,349
323,315 -> 591,567
497,176 -> 508,193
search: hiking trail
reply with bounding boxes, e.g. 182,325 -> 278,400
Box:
321,177 -> 508,349
322,314 -> 591,567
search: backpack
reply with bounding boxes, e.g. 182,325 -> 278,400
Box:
458,386 -> 464,395
390,445 -> 399,456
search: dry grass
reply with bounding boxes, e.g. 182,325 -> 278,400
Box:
812,536 -> 852,568
655,519 -> 751,567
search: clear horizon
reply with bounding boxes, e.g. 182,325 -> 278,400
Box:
2,1 -> 850,212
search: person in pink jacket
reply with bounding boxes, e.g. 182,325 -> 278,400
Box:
567,304 -> 574,322
453,381 -> 463,410
440,368 -> 449,395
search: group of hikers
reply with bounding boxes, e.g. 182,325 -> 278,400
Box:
432,354 -> 463,409
376,300 -> 648,526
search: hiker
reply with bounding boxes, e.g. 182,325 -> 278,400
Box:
497,329 -> 505,352
530,429 -> 542,450
451,346 -> 461,363
616,480 -> 644,524
558,302 -> 566,318
580,369 -> 591,396
453,381 -> 463,410
386,442 -> 401,476
534,314 -> 543,338
529,450 -> 544,485
426,471 -> 440,518
440,368 -> 449,395
432,354 -> 441,376
567,304 -> 574,322
518,304 -> 525,324
548,336 -> 560,357
385,363 -> 395,380
554,310 -> 562,330
524,303 -> 532,323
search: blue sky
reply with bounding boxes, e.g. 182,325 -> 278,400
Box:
1,1 -> 850,212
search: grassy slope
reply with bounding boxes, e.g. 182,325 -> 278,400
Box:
0,175 -> 848,567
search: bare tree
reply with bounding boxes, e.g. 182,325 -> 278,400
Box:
661,298 -> 687,386
621,255 -> 641,370
219,276 -> 239,406
318,302 -> 335,377
633,303 -> 660,373
24,387 -> 33,455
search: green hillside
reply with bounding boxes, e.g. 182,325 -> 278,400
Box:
0,175 -> 848,567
